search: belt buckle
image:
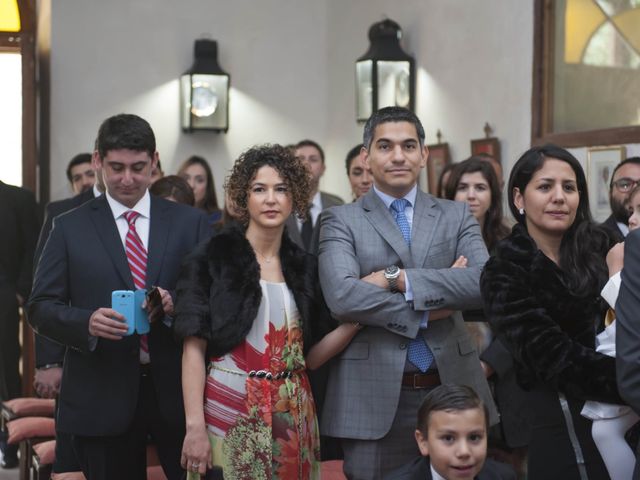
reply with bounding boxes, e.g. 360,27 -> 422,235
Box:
412,373 -> 420,389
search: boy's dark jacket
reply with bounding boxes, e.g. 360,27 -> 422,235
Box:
385,456 -> 516,480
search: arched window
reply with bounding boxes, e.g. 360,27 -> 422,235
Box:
533,0 -> 640,146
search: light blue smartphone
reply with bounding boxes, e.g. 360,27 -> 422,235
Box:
112,290 -> 135,336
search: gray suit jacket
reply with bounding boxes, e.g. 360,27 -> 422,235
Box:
286,190 -> 344,253
318,188 -> 497,440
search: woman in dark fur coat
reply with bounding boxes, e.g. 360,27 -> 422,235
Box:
174,144 -> 357,479
481,145 -> 621,480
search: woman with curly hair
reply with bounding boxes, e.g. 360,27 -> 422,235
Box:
175,144 -> 357,479
481,144 -> 621,479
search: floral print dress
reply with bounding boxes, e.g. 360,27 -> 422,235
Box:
204,280 -> 320,479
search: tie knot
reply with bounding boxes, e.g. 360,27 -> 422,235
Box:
390,198 -> 409,214
124,210 -> 140,226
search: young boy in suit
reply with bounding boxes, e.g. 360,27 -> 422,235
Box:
386,385 -> 516,480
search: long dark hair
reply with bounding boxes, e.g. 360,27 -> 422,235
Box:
508,144 -> 610,294
444,158 -> 509,251
177,155 -> 221,214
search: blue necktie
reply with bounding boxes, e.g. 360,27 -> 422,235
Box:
390,198 -> 433,372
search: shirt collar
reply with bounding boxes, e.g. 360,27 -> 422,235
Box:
93,184 -> 102,198
430,464 -> 447,480
617,221 -> 629,237
373,184 -> 418,210
105,190 -> 151,221
311,191 -> 322,210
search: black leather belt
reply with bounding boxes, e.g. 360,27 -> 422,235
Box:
140,363 -> 151,376
402,371 -> 440,389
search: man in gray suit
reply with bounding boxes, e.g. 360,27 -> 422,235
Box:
318,107 -> 496,480
286,139 -> 343,253
615,228 -> 640,479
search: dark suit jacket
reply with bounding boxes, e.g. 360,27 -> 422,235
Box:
615,229 -> 640,479
384,456 -> 516,480
33,188 -> 96,367
0,181 -> 39,298
285,190 -> 344,253
28,194 -> 209,436
601,214 -> 625,243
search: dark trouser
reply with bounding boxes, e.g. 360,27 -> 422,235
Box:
0,286 -> 21,402
72,368 -> 184,480
53,397 -> 80,473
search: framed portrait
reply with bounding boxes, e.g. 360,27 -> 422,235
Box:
426,143 -> 451,195
587,146 -> 626,223
470,137 -> 501,165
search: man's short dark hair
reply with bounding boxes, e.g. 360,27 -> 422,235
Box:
65,153 -> 93,183
295,139 -> 325,163
345,144 -> 364,175
611,157 -> 640,190
363,106 -> 425,151
96,114 -> 156,159
417,384 -> 488,435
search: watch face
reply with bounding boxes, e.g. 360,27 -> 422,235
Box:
385,265 -> 400,277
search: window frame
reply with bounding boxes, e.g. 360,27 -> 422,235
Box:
532,0 -> 640,148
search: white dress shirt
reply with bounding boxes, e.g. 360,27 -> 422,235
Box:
105,190 -> 151,250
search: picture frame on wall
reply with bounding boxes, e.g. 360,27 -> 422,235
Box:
426,143 -> 451,194
587,145 -> 626,223
470,137 -> 501,164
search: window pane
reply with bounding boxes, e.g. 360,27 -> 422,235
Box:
0,53 -> 22,186
552,0 -> 640,133
0,0 -> 20,32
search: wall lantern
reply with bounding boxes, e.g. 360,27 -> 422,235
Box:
180,39 -> 230,132
355,19 -> 415,122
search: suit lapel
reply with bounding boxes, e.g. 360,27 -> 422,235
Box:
285,214 -> 304,249
411,191 -> 440,268
146,196 -> 170,289
362,191 -> 413,268
90,196 -> 134,289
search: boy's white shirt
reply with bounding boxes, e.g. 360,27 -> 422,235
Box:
601,271 -> 622,309
430,465 -> 447,480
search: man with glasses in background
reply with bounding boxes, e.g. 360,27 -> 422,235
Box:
602,157 -> 640,242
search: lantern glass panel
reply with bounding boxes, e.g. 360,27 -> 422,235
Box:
181,73 -> 229,131
356,60 -> 373,121
377,60 -> 411,109
180,74 -> 192,129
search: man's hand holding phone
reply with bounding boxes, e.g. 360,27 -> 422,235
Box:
144,286 -> 174,323
89,307 -> 127,339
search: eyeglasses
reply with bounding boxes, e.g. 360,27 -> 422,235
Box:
612,178 -> 640,193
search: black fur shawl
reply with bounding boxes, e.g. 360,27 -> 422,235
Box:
174,224 -> 335,357
480,224 -> 620,404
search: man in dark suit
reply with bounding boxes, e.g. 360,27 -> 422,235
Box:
285,139 -> 343,253
0,180 -> 39,468
615,228 -> 640,479
28,114 -> 209,480
601,157 -> 640,242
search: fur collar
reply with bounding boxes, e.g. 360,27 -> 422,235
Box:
175,224 -> 330,357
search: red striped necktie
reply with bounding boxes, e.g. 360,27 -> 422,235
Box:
124,210 -> 150,362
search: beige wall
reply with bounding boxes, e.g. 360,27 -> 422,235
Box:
49,1 -> 535,202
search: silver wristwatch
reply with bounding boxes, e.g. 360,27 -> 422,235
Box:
384,265 -> 401,292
